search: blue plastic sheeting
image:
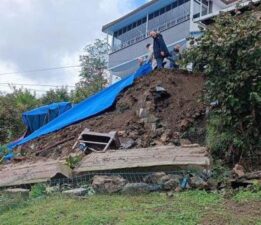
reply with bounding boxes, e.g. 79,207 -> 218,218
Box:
22,102 -> 72,134
9,63 -> 152,149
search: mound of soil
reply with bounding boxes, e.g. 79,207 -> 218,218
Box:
17,70 -> 206,159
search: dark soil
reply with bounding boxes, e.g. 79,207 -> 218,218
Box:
17,69 -> 206,159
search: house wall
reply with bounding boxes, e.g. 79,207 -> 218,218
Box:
108,20 -> 190,69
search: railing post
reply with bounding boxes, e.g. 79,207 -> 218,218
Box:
146,13 -> 149,36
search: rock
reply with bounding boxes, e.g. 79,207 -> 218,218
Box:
46,186 -> 59,194
232,164 -> 245,178
144,172 -> 166,184
5,188 -> 30,198
147,115 -> 160,124
160,129 -> 172,143
163,176 -> 181,190
62,188 -> 87,196
122,183 -> 151,194
92,176 -> 127,194
120,138 -> 135,149
180,139 -> 192,146
166,191 -> 174,198
180,119 -> 191,131
137,108 -> 148,118
118,130 -> 127,137
189,176 -> 209,190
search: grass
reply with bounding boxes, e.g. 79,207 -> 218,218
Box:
0,190 -> 260,225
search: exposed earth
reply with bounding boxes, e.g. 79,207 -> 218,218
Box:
16,69 -> 206,160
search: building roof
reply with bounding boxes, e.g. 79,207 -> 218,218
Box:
102,0 -> 173,35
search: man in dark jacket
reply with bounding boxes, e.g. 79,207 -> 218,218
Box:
149,31 -> 170,69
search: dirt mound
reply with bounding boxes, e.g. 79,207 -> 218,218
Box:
18,70 -> 206,159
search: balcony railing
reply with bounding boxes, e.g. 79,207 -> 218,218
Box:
111,2 -> 190,53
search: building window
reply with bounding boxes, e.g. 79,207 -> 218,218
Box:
112,0 -> 190,52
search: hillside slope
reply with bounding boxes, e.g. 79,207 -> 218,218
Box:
17,70 -> 206,159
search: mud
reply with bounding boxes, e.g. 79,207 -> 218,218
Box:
17,69 -> 206,159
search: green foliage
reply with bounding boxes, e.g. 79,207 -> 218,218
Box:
0,38 -> 109,144
30,184 -> 47,198
71,39 -> 109,103
65,155 -> 82,169
41,87 -> 71,105
183,7 -> 261,163
0,192 -> 222,225
0,145 -> 9,163
233,189 -> 261,203
0,87 -> 39,145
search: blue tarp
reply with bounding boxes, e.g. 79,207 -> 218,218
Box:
22,102 -> 72,134
8,63 -> 152,149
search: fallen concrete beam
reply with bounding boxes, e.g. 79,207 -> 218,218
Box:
74,145 -> 211,174
0,160 -> 72,188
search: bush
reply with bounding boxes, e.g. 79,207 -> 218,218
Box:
183,6 -> 261,164
30,184 -> 47,198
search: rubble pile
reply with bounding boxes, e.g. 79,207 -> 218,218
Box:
17,70 -> 205,159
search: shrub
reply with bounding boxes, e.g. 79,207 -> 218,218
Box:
30,184 -> 47,198
183,6 -> 261,164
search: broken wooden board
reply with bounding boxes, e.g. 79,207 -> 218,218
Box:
74,145 -> 211,174
0,160 -> 72,188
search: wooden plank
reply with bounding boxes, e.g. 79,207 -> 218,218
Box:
0,160 -> 72,187
74,145 -> 210,173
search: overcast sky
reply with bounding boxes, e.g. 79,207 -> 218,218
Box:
0,0 -> 148,94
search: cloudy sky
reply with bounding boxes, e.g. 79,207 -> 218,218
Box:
0,0 -> 148,94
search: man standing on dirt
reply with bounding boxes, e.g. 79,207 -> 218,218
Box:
149,31 -> 171,69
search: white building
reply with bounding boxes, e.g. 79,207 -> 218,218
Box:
102,0 -> 242,79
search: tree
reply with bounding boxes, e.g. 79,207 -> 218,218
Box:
0,87 -> 39,144
72,39 -> 109,103
41,87 -> 71,105
183,6 -> 261,164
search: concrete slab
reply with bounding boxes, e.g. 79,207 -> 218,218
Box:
74,145 -> 211,174
0,160 -> 72,187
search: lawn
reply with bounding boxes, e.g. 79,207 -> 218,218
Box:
0,190 -> 260,225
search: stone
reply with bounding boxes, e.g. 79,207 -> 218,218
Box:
138,108 -> 148,118
232,164 -> 245,178
147,115 -> 160,124
180,119 -> 191,131
163,176 -> 181,190
122,183 -> 151,194
62,188 -> 87,196
46,186 -> 59,194
166,191 -> 174,198
118,130 -> 127,137
92,176 -> 127,194
144,172 -> 166,184
5,188 -> 30,198
189,176 -> 209,190
160,129 -> 172,143
120,138 -> 136,149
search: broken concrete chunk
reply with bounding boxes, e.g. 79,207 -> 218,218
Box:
62,188 -> 87,196
92,176 -> 127,194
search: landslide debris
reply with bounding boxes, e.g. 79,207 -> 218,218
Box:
17,69 -> 206,159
